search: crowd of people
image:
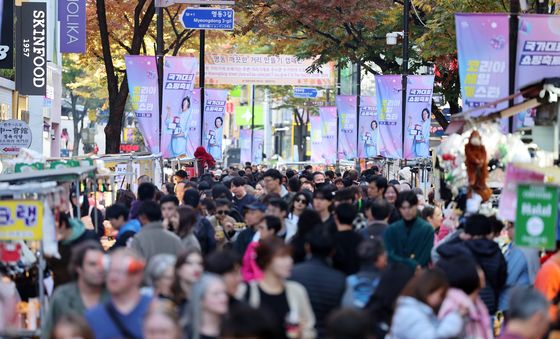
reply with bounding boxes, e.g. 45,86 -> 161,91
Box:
42,164 -> 558,339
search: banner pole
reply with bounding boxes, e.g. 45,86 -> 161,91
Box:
508,0 -> 520,133
250,85 -> 255,159
200,29 -> 206,151
156,5 -> 164,177
401,0 -> 410,161
356,62 -> 361,172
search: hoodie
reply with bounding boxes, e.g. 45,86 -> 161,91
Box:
437,238 -> 507,314
439,288 -> 493,339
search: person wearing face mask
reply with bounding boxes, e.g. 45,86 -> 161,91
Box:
240,237 -> 316,339
388,269 -> 464,339
384,191 -> 434,269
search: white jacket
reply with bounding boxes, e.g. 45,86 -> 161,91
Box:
388,296 -> 463,339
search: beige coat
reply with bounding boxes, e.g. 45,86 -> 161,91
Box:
237,281 -> 317,339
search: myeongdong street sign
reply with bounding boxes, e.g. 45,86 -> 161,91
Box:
155,0 -> 235,7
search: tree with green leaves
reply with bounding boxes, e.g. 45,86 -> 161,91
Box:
62,55 -> 107,155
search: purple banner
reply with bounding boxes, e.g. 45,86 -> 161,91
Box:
404,75 -> 435,159
514,15 -> 560,128
202,89 -> 228,160
124,56 -> 160,153
59,0 -> 86,53
239,128 -> 252,164
336,95 -> 357,160
455,14 -> 509,117
375,75 -> 403,159
319,106 -> 337,164
161,56 -> 199,158
358,96 -> 378,159
310,115 -> 322,163
252,129 -> 264,164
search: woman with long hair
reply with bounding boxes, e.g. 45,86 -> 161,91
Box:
388,269 -> 463,339
287,191 -> 311,226
177,205 -> 202,251
243,237 -> 316,339
185,273 -> 229,339
172,249 -> 204,315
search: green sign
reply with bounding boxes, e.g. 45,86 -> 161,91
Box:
235,104 -> 264,126
515,184 -> 558,250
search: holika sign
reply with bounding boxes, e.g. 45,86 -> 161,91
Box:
514,184 -> 558,250
59,0 -> 86,53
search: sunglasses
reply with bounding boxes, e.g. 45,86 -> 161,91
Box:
295,198 -> 308,204
216,210 -> 230,215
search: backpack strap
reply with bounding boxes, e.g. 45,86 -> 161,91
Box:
104,302 -> 136,339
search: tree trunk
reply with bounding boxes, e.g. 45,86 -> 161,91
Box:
71,94 -> 81,156
96,0 -> 154,154
104,78 -> 129,154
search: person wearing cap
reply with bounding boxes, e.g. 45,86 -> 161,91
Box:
233,202 -> 266,256
231,177 -> 258,215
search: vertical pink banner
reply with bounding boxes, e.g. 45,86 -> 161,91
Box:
202,89 -> 228,160
310,115 -> 322,163
319,106 -> 337,164
375,75 -> 403,159
335,95 -> 357,160
252,129 -> 264,164
404,75 -> 435,159
514,15 -> 560,129
455,14 -> 509,117
239,128 -> 252,164
357,96 -> 378,158
124,56 -> 160,153
161,56 -> 199,158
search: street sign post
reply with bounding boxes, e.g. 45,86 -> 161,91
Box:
515,183 -> 558,250
156,0 -> 235,7
293,87 -> 318,99
180,8 -> 234,30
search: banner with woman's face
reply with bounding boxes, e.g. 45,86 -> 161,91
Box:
161,56 -> 199,158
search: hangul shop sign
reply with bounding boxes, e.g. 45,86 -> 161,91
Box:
0,120 -> 32,155
0,200 -> 43,240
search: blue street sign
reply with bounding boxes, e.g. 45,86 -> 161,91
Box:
181,8 -> 234,30
293,87 -> 318,98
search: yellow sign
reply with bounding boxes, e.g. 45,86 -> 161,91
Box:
0,200 -> 43,240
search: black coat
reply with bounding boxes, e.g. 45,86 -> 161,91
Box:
290,257 -> 346,339
437,237 -> 507,314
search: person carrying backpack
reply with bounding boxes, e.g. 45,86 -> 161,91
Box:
342,239 -> 388,308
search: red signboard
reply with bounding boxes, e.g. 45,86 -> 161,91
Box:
120,144 -> 140,153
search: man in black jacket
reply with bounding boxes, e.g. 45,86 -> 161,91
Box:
436,213 -> 507,314
290,226 -> 346,339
